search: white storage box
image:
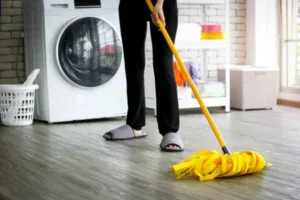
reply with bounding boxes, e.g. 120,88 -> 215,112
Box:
217,66 -> 279,110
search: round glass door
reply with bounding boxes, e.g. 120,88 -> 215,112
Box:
57,17 -> 123,87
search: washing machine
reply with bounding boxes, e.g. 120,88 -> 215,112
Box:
22,0 -> 128,123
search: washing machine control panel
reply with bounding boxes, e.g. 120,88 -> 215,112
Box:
74,0 -> 101,8
43,0 -> 119,10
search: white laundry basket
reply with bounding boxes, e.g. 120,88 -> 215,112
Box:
0,84 -> 39,126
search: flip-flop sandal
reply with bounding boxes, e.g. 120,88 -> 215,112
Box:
103,125 -> 148,141
160,132 -> 184,152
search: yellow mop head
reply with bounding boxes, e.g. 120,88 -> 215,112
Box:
145,0 -> 271,181
172,150 -> 269,181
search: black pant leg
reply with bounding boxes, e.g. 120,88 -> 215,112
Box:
118,4 -> 148,130
149,0 -> 180,135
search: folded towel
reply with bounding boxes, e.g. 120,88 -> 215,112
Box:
193,81 -> 226,97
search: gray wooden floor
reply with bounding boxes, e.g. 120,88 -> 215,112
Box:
0,106 -> 300,200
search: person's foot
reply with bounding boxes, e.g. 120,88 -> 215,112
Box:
133,129 -> 143,136
133,130 -> 178,149
160,132 -> 184,152
165,145 -> 177,149
103,125 -> 148,140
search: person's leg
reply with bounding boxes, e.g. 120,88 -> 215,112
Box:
103,2 -> 148,140
149,0 -> 183,151
120,11 -> 147,134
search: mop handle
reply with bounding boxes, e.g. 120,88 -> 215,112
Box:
145,0 -> 230,154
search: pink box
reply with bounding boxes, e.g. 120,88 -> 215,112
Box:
201,24 -> 222,33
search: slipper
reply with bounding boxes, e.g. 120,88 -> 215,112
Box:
160,132 -> 184,152
103,125 -> 148,141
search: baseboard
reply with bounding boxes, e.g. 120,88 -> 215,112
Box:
277,98 -> 300,108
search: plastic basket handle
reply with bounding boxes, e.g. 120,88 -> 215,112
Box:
24,69 -> 40,86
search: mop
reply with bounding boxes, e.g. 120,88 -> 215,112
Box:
145,0 -> 271,181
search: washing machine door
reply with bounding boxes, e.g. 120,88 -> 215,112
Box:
56,17 -> 123,88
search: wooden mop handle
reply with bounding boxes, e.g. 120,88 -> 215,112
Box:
145,0 -> 230,154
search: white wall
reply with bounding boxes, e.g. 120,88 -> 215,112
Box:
145,0 -> 247,81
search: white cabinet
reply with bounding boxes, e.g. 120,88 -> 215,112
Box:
217,66 -> 279,110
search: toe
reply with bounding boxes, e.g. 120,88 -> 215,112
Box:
103,132 -> 112,139
165,144 -> 181,150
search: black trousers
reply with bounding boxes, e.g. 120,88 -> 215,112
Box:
118,0 -> 179,136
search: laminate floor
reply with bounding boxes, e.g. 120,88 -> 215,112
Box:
0,106 -> 300,200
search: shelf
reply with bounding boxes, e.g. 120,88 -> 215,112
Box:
175,39 -> 227,50
178,96 -> 226,109
146,39 -> 227,50
146,96 -> 227,110
177,0 -> 225,4
217,65 -> 280,72
144,1 -> 230,113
